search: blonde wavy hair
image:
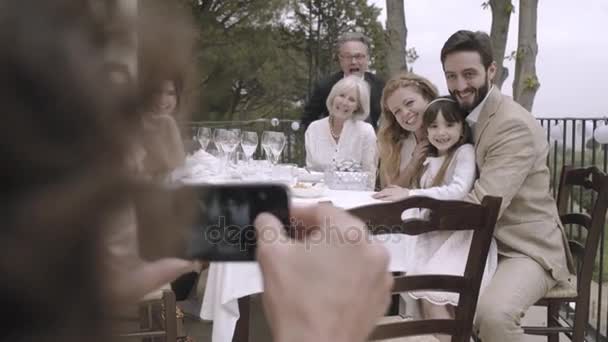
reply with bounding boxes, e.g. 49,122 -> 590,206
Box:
378,73 -> 438,187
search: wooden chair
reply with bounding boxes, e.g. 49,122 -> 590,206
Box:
348,195 -> 502,342
521,165 -> 608,342
118,288 -> 178,342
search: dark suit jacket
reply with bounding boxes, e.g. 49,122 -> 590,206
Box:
301,71 -> 385,130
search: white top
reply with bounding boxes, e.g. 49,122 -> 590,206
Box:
398,133 -> 418,172
408,143 -> 476,201
305,117 -> 378,175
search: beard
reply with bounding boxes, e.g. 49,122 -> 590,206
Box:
449,78 -> 490,115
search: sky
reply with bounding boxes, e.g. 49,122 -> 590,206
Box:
368,0 -> 608,118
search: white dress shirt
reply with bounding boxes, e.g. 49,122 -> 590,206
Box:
466,85 -> 495,135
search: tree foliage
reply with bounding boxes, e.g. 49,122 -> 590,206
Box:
179,0 -> 385,122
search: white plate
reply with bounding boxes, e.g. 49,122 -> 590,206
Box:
291,183 -> 327,198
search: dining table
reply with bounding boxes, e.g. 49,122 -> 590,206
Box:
198,189 -> 414,342
177,150 -> 414,342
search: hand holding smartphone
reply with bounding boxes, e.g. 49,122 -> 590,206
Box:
135,183 -> 290,261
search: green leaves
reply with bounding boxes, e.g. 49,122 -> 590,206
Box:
524,75 -> 540,90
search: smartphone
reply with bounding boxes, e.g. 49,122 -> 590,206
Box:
135,183 -> 290,261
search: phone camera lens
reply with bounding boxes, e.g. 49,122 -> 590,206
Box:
258,192 -> 268,200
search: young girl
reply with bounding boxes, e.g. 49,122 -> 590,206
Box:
375,97 -> 497,342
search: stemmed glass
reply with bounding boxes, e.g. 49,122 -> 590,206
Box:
261,131 -> 286,165
240,131 -> 258,163
213,128 -> 225,158
215,128 -> 240,167
196,127 -> 212,151
228,128 -> 242,165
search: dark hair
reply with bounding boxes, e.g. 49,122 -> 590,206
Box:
138,0 -> 197,121
440,30 -> 494,70
0,0 -> 196,340
0,1 -> 138,340
410,97 -> 472,188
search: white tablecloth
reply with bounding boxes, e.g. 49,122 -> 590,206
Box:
200,189 -> 414,342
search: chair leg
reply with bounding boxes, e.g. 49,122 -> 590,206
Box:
138,303 -> 150,342
163,290 -> 178,342
547,301 -> 559,342
233,296 -> 251,342
572,300 -> 589,342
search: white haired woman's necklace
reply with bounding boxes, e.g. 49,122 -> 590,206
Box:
329,116 -> 341,141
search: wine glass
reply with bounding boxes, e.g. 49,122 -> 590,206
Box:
261,131 -> 272,162
213,128 -> 225,156
215,129 -> 240,166
228,128 -> 242,165
196,127 -> 212,151
240,131 -> 258,163
262,131 -> 286,165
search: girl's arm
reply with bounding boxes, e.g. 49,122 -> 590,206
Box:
409,144 -> 476,200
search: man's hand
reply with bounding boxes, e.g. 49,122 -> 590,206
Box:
254,205 -> 393,342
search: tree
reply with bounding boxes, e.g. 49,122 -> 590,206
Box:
512,0 -> 540,111
179,0 -> 385,122
385,0 -> 407,74
180,0 -> 296,121
483,0 -> 514,89
279,0 -> 385,95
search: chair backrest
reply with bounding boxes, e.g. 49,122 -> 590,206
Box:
349,195 -> 502,342
556,165 -> 608,296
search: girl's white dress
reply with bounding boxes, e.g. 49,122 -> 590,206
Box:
404,143 -> 497,306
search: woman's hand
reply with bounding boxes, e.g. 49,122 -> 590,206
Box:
372,185 -> 410,201
411,139 -> 431,166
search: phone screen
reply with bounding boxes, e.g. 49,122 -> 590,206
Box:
136,183 -> 290,261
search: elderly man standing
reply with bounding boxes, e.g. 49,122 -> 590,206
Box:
300,32 -> 385,130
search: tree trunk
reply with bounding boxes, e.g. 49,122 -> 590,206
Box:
385,0 -> 407,75
489,0 -> 513,89
513,0 -> 540,112
307,0 -> 314,98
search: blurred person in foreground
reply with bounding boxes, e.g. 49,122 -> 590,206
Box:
0,1 -> 392,342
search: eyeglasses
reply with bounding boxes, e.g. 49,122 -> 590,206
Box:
338,53 -> 367,62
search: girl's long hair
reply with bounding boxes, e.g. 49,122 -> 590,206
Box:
377,73 -> 438,187
410,97 -> 472,189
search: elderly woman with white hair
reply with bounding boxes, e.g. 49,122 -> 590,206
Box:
304,75 -> 378,178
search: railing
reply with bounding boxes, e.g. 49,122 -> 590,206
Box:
538,117 -> 608,341
185,116 -> 608,340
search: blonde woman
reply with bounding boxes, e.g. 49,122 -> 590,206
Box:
304,75 -> 377,180
377,73 -> 439,188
